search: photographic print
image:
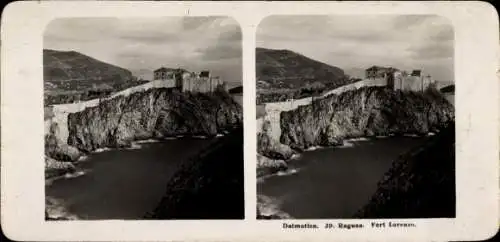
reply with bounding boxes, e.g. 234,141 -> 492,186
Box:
43,17 -> 244,220
2,1 -> 498,241
256,15 -> 456,219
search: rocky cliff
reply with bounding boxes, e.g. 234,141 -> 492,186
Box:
279,86 -> 454,150
354,121 -> 455,218
145,127 -> 244,219
45,88 -> 242,165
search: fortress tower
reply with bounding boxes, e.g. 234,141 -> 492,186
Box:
391,69 -> 435,92
153,67 -> 226,93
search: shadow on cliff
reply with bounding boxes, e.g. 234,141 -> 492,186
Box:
354,121 -> 455,218
144,126 -> 244,219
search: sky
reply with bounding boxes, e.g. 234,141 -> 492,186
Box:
257,15 -> 454,82
44,17 -> 242,86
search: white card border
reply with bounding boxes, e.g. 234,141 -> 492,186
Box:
1,1 -> 499,241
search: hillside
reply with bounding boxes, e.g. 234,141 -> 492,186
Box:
256,47 -> 348,90
44,49 -> 134,90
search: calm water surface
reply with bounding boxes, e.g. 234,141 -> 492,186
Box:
258,136 -> 428,219
46,138 -> 212,219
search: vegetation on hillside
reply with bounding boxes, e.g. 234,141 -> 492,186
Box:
256,47 -> 351,90
43,49 -> 148,105
256,77 -> 362,104
44,79 -> 150,106
256,47 -> 364,103
44,49 -> 133,83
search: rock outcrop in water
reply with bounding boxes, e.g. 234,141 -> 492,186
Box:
257,120 -> 296,160
45,88 -> 242,175
279,86 -> 454,150
354,121 -> 455,218
145,127 -> 244,219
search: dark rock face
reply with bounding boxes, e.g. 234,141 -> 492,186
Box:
280,87 -> 454,150
66,88 -> 242,152
354,121 -> 456,218
145,127 -> 244,219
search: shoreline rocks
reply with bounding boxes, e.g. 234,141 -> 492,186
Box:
256,154 -> 288,177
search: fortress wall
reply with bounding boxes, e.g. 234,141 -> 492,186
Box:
183,77 -> 210,93
210,77 -> 223,91
194,77 -> 211,92
182,78 -> 191,92
151,78 -> 176,89
395,75 -> 436,92
400,76 -> 423,92
182,76 -> 225,93
422,76 -> 435,90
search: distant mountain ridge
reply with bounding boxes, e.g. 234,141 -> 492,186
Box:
256,47 -> 347,90
44,49 -> 134,82
344,67 -> 367,79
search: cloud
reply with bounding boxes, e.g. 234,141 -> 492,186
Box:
392,15 -> 435,30
407,41 -> 454,59
44,16 -> 242,83
199,44 -> 241,61
257,15 -> 454,81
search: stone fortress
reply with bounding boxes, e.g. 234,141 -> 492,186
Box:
153,67 -> 227,93
365,66 -> 435,92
